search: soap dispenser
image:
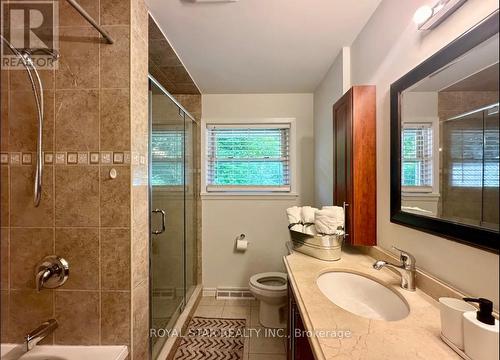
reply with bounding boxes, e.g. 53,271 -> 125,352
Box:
462,298 -> 499,360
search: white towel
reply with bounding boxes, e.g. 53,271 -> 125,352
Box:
315,206 -> 344,235
286,206 -> 303,232
301,206 -> 318,235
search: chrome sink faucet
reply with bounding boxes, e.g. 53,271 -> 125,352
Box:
373,246 -> 416,291
25,319 -> 58,351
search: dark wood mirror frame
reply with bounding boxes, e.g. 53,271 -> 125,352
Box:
390,12 -> 500,254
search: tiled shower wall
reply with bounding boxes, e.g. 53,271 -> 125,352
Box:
0,1 -> 149,359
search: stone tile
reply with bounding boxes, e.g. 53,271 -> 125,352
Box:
101,228 -> 130,290
149,39 -> 179,68
158,66 -> 193,84
9,290 -> 54,343
55,166 -> 99,227
101,291 -> 131,345
9,90 -> 54,151
1,228 -> 8,289
100,166 -> 130,228
222,305 -> 251,320
55,90 -> 99,151
56,27 -> 100,89
10,70 -> 54,91
194,305 -> 224,318
249,326 -> 286,355
199,296 -> 226,307
131,186 -> 148,288
148,16 -> 164,40
131,0 -> 148,43
100,26 -> 130,89
10,228 -> 54,290
101,0 -> 130,26
249,355 -> 286,360
55,228 -> 99,290
226,298 -> 256,307
0,290 -> 9,342
1,90 -> 9,151
55,291 -> 99,345
10,165 -> 54,227
1,166 -> 8,226
133,281 -> 149,360
59,0 -> 99,27
100,89 -> 130,151
1,68 -> 8,90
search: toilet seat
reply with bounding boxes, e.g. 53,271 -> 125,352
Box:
249,272 -> 287,292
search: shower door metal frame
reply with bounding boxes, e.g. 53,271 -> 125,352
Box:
148,75 -> 198,358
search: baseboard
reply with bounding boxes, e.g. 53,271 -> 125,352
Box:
202,287 -> 217,297
202,287 -> 255,300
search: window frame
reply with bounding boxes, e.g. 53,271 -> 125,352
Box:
201,118 -> 297,197
401,122 -> 434,193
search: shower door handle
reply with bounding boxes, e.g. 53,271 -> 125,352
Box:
152,209 -> 166,235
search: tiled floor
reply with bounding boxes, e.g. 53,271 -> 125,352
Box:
194,297 -> 287,360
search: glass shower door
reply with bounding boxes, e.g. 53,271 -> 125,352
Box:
184,117 -> 197,301
150,80 -> 186,356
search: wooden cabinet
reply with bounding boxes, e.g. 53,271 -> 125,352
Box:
332,85 -> 377,246
287,283 -> 315,360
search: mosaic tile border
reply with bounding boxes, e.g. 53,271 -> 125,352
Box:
0,151 -> 145,166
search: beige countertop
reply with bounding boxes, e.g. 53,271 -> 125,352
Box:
283,248 -> 461,360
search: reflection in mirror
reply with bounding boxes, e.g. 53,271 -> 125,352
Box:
400,34 -> 499,231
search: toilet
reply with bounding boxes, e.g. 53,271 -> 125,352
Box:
249,272 -> 288,328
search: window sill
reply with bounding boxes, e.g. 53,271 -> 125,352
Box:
201,192 -> 299,200
402,192 -> 440,199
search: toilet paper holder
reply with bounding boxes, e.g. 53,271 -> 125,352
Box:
235,234 -> 249,252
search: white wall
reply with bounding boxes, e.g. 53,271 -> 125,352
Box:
201,94 -> 314,289
348,0 -> 499,306
313,47 -> 351,206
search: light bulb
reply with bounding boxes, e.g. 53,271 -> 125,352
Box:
413,5 -> 433,25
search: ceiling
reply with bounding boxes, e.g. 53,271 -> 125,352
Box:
443,63 -> 499,92
145,0 -> 381,94
410,34 -> 499,93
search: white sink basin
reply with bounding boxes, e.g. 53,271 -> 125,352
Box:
316,271 -> 409,321
0,344 -> 128,360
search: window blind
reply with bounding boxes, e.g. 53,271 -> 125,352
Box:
401,124 -> 433,188
151,129 -> 184,186
206,124 -> 291,191
450,128 -> 499,187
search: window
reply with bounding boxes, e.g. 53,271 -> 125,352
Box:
401,124 -> 433,189
151,129 -> 184,186
206,124 -> 291,192
450,128 -> 499,187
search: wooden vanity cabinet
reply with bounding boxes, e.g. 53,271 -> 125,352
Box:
332,85 -> 377,246
287,283 -> 315,360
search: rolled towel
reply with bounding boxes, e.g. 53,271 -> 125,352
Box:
301,206 -> 318,235
315,206 -> 344,235
286,206 -> 303,232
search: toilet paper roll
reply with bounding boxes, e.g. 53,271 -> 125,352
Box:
236,239 -> 248,251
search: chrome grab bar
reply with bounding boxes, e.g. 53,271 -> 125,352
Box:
152,209 -> 166,235
343,202 -> 349,239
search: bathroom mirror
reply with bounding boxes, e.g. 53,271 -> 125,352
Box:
390,12 -> 499,253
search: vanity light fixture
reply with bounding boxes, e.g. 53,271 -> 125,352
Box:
413,0 -> 468,30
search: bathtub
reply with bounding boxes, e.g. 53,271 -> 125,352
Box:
0,344 -> 128,360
